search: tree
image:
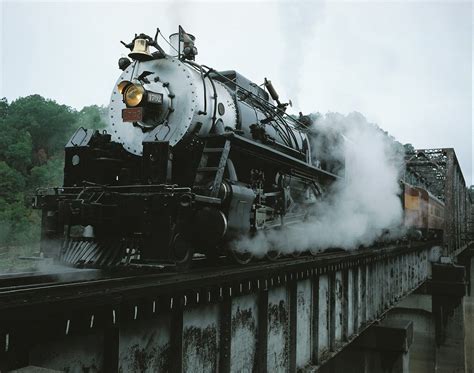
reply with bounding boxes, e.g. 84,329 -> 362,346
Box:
75,105 -> 108,131
28,157 -> 63,193
0,97 -> 8,119
0,127 -> 33,173
0,95 -> 109,247
0,161 -> 25,203
5,95 -> 77,159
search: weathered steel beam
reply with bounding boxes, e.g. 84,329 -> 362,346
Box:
170,300 -> 184,373
0,242 -> 448,372
256,288 -> 268,372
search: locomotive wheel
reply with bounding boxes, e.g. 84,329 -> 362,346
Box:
266,250 -> 281,261
290,250 -> 302,258
230,249 -> 253,265
310,248 -> 321,256
172,234 -> 194,271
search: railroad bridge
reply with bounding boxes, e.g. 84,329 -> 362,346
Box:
0,148 -> 472,373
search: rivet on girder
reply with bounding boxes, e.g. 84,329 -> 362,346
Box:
219,287 -> 223,298
5,333 -> 9,352
248,281 -> 251,291
170,297 -> 174,309
257,280 -> 260,289
240,283 -> 243,293
134,306 -> 138,320
65,320 -> 70,335
229,287 -> 232,297
153,301 -> 156,313
184,295 -> 187,306
112,309 -> 116,324
208,291 -> 211,302
90,315 -> 95,329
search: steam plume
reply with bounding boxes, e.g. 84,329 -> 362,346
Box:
235,112 -> 404,256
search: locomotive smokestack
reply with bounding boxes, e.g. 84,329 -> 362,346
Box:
169,26 -> 197,60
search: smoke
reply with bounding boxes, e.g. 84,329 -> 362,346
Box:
234,112 -> 405,256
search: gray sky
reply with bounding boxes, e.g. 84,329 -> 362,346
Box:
1,0 -> 472,184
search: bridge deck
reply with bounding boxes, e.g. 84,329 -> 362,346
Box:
0,241 -> 438,372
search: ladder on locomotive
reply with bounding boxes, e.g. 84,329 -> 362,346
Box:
193,138 -> 231,198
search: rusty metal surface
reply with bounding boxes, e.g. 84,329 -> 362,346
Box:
296,279 -> 312,368
182,305 -> 220,372
118,317 -> 171,372
29,333 -> 103,372
405,148 -> 470,254
267,286 -> 289,371
0,242 -> 441,372
230,294 -> 258,372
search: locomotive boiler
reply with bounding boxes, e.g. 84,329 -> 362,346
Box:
34,27 -> 340,268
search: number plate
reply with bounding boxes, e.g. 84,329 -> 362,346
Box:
122,107 -> 143,122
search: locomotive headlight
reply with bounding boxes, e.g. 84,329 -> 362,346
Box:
123,84 -> 145,107
118,80 -> 165,124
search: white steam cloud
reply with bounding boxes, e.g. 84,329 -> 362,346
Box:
235,112 -> 404,256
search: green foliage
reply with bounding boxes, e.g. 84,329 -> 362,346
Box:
0,161 -> 25,202
76,105 -> 108,131
0,95 -> 107,247
0,198 -> 40,245
404,143 -> 415,153
28,157 -> 64,192
5,95 -> 77,157
0,127 -> 33,172
0,98 -> 8,119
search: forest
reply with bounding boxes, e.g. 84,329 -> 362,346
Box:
0,95 -> 107,269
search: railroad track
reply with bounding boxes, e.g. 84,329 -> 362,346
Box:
0,240 -> 438,313
0,268 -> 103,291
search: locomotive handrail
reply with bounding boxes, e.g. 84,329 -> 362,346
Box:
182,60 -> 310,133
202,133 -> 340,184
183,60 -> 218,129
185,60 -> 305,151
36,184 -> 192,195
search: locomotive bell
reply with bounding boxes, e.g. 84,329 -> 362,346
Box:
129,38 -> 153,61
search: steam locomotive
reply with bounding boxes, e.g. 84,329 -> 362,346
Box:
34,27 -> 340,268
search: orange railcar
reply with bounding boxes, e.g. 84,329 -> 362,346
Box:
402,182 -> 444,239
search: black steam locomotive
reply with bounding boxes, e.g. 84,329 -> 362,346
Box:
34,27 -> 340,268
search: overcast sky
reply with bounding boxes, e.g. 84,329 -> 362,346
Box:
1,0 -> 472,184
